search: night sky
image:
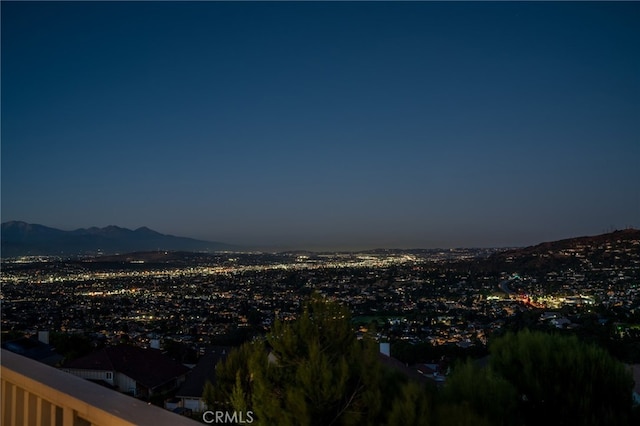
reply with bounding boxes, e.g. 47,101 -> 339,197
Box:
2,2 -> 639,250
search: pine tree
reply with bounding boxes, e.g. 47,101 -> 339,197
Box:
386,381 -> 432,426
213,339 -> 265,410
442,360 -> 517,426
215,295 -> 387,426
202,379 -> 216,410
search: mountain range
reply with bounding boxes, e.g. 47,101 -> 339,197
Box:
0,221 -> 237,257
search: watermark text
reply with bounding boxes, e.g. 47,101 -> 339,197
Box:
202,411 -> 254,424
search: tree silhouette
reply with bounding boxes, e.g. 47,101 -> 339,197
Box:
386,381 -> 433,426
202,379 -> 216,410
215,295 -> 386,425
213,306 -> 634,425
442,359 -> 517,426
489,330 -> 634,426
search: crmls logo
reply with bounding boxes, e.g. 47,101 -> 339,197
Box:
202,411 -> 255,424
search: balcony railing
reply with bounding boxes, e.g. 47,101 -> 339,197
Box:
1,349 -> 200,426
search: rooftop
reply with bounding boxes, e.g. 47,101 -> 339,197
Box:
63,344 -> 189,389
1,349 -> 199,425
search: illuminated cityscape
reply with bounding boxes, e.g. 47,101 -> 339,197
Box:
3,231 -> 639,354
2,1 -> 639,424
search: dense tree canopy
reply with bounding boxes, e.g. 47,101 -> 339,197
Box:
215,296 -> 386,425
489,329 -> 634,426
442,360 -> 518,426
442,329 -> 635,426
212,298 -> 635,426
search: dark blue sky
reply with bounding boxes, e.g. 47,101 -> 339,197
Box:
2,1 -> 639,250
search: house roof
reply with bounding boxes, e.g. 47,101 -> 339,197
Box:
2,337 -> 64,366
64,344 -> 189,389
378,353 -> 431,384
176,346 -> 230,398
64,345 -> 115,371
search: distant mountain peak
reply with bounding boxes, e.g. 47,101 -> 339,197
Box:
134,226 -> 160,235
4,220 -> 27,226
4,220 -> 48,230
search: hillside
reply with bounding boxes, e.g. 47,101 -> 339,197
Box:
481,229 -> 640,273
